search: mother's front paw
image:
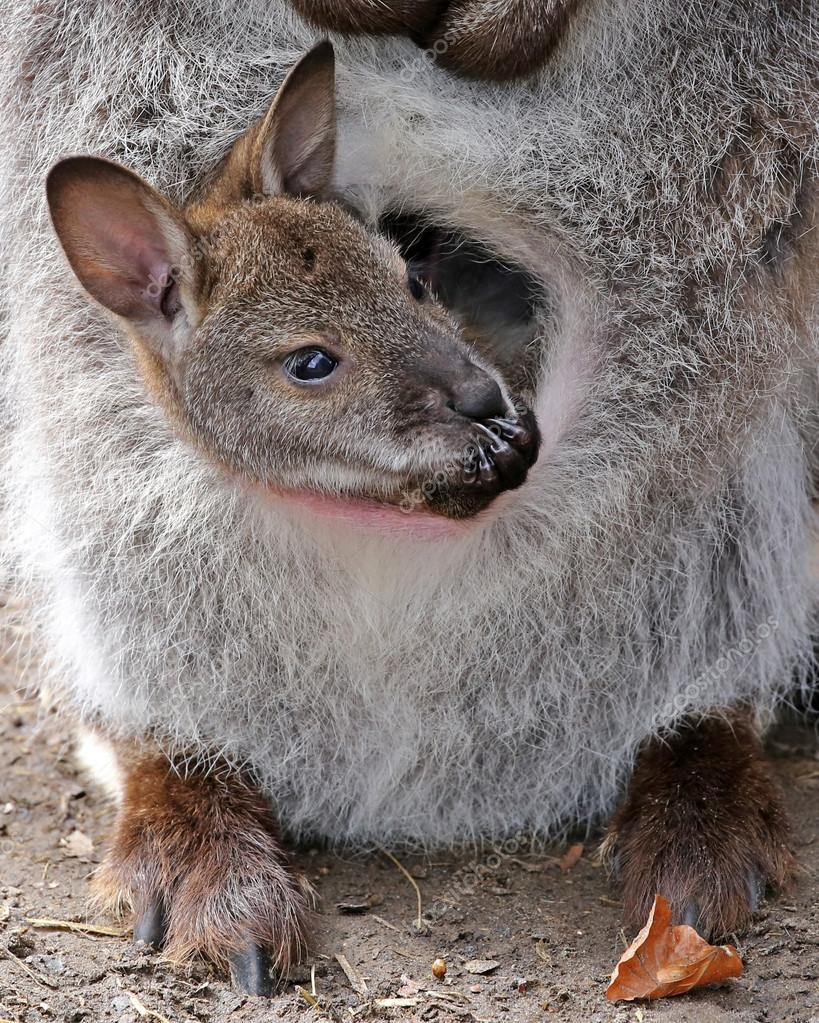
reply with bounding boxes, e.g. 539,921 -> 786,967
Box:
94,751 -> 311,994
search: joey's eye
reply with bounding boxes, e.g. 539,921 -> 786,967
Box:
408,269 -> 426,301
283,347 -> 338,383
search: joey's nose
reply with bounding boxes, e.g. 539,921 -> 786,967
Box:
449,371 -> 506,421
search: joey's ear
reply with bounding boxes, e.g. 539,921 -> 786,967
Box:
46,157 -> 198,344
214,41 -> 336,202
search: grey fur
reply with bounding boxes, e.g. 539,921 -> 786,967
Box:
1,0 -> 817,844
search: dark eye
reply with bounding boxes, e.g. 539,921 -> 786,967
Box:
283,347 -> 338,383
408,269 -> 426,301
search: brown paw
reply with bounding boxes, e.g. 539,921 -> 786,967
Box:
605,715 -> 794,939
290,0 -> 444,39
290,0 -> 579,80
94,750 -> 310,993
424,0 -> 579,80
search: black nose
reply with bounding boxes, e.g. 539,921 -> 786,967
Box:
449,370 -> 507,421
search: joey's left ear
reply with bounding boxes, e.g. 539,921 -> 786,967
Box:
210,41 -> 336,203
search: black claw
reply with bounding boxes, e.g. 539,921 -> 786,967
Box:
487,416 -> 526,443
487,413 -> 535,446
475,422 -> 505,452
680,898 -> 702,932
485,411 -> 540,468
229,944 -> 274,997
747,870 -> 764,913
133,896 -> 167,949
477,446 -> 495,477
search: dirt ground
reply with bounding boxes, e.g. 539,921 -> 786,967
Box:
1,659 -> 818,1023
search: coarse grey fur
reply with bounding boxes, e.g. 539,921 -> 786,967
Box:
1,0 -> 818,845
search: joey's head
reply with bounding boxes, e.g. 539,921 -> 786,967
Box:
46,43 -> 539,522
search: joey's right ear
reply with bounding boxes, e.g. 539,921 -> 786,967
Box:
46,157 -> 200,366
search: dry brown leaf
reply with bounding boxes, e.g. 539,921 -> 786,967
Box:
559,843 -> 584,871
606,895 -> 743,1001
61,830 -> 94,860
335,892 -> 383,914
464,959 -> 499,975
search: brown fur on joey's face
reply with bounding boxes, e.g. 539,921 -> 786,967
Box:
46,42 -> 539,519
181,196 -> 540,516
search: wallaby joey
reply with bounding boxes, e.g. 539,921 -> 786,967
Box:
2,0 -> 817,999
46,49 -> 539,525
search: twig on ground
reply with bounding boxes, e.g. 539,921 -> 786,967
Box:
381,945 -> 416,959
0,946 -> 58,989
25,917 -> 126,938
296,985 -> 318,1007
377,847 -> 424,930
370,913 -> 401,932
425,989 -> 471,1002
127,991 -> 172,1023
335,953 -> 368,995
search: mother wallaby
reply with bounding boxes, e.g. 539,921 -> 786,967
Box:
1,0 -> 817,995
